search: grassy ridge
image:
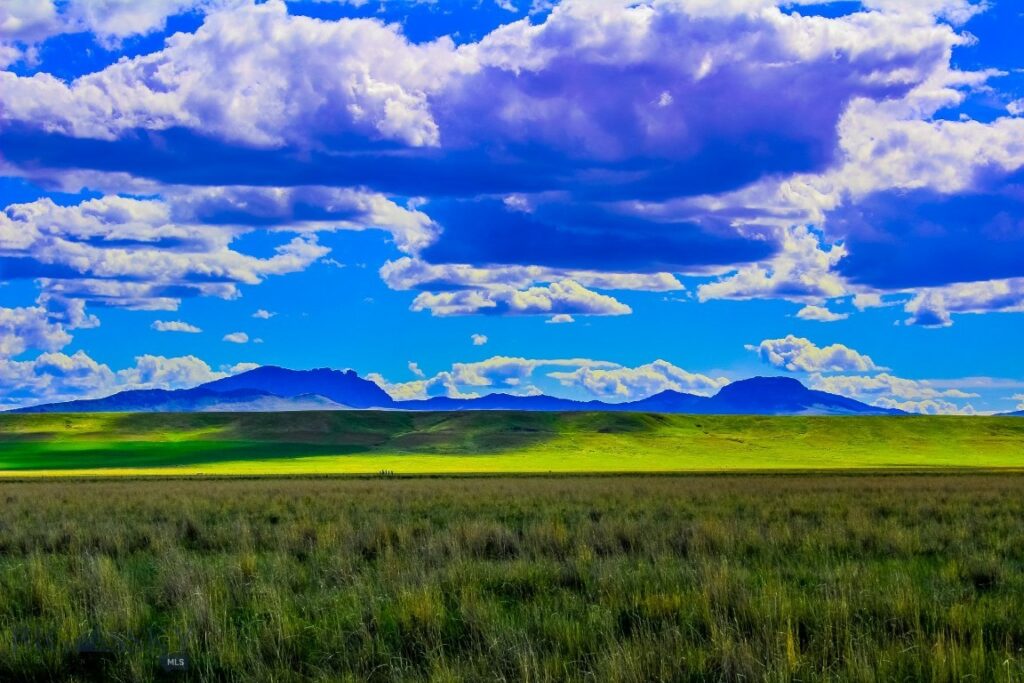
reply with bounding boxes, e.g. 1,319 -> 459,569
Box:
3,475 -> 1024,681
1,411 -> 1023,474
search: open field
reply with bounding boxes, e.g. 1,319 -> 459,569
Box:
3,474 -> 1024,680
1,412 -> 1023,475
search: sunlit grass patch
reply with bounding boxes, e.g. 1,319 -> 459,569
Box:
1,412 -> 1023,475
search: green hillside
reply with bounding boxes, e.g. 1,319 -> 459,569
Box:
0,411 -> 1022,475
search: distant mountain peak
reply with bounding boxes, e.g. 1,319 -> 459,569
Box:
199,365 -> 393,409
10,366 -> 902,416
718,376 -> 806,392
711,375 -> 899,415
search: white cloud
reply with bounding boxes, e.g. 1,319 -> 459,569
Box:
449,356 -> 616,387
0,351 -> 227,408
549,359 -> 729,401
222,332 -> 248,343
151,319 -> 202,333
698,227 -> 848,304
226,362 -> 259,374
874,397 -> 976,415
408,361 -> 425,378
0,0 -> 1018,365
750,335 -> 882,373
382,257 -> 675,319
411,279 -> 632,317
0,1 -> 466,148
471,333 -> 488,346
903,279 -> 1024,327
858,0 -> 988,25
547,314 -> 575,324
169,186 -> 438,254
0,305 -> 73,359
796,304 -> 848,322
366,371 -> 479,401
370,355 -> 620,400
0,1 -> 238,48
810,372 -> 980,414
1013,394 -> 1024,411
811,372 -> 978,402
0,195 -> 328,310
381,257 -> 683,293
0,351 -> 116,406
252,309 -> 276,319
0,0 -> 59,44
852,293 -> 887,311
115,353 -> 223,390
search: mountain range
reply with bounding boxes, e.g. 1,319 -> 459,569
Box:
11,366 -> 911,416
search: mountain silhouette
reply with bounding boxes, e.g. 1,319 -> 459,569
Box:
11,367 -> 903,415
706,376 -> 902,415
199,366 -> 394,408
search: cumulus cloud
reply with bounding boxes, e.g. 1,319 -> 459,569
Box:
151,320 -> 202,333
749,335 -> 882,373
368,355 -> 619,400
168,185 -> 438,254
448,0 -> 944,198
549,360 -> 729,401
0,0 -> 998,329
115,353 -> 223,390
875,397 -> 976,415
226,361 -> 259,374
0,1 -> 464,148
0,195 -> 328,310
0,305 -> 73,359
383,256 -> 676,319
366,371 -> 479,401
471,334 -> 488,346
1,0 -> 1021,397
852,293 -> 887,311
0,351 -> 115,407
0,1 -> 941,180
448,356 -> 615,387
0,0 -> 233,48
698,227 -> 848,303
410,279 -> 632,317
903,278 -> 1024,327
810,372 -> 979,414
796,305 -> 848,322
380,257 -> 683,293
831,179 -> 1024,291
0,350 -> 227,408
0,0 -> 59,45
252,309 -> 276,319
222,332 -> 248,343
547,314 -> 574,324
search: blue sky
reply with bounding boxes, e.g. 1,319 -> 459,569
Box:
1,0 -> 1023,413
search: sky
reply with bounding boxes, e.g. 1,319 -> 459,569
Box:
0,0 -> 1023,414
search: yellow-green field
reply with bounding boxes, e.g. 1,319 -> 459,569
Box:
1,411 -> 1022,475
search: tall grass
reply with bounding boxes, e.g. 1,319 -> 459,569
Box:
2,474 -> 1024,681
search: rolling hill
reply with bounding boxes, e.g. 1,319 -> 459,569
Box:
0,411 -> 1021,475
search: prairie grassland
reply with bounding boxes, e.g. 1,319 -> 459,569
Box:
2,412 -> 1024,474
2,475 -> 1024,681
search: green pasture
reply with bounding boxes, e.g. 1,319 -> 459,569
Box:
0,411 -> 1022,475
